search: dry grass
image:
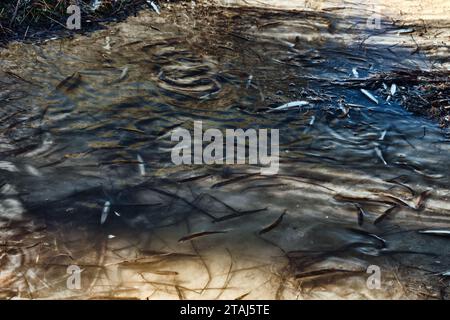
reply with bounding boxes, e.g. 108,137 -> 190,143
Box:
0,0 -> 151,42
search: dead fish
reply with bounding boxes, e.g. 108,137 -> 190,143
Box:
100,201 -> 111,225
352,67 -> 359,78
147,0 -> 160,14
374,147 -> 387,165
309,116 -> 316,126
441,271 -> 450,276
56,72 -> 82,92
137,154 -> 146,176
354,204 -> 365,226
259,210 -> 287,235
374,205 -> 399,225
360,89 -> 378,104
418,230 -> 450,237
178,231 -> 228,243
267,101 -> 309,112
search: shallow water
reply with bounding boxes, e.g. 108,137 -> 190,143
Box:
0,2 -> 449,299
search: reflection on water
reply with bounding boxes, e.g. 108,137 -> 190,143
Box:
0,3 -> 449,299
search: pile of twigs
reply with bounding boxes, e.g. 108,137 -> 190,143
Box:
395,70 -> 450,127
335,70 -> 450,127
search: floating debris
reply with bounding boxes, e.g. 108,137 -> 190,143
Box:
352,67 -> 359,78
360,89 -> 378,104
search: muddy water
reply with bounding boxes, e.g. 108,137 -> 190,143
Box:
0,2 -> 449,299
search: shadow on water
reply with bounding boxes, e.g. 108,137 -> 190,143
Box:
0,4 -> 449,299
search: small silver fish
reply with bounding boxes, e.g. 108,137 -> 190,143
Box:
396,28 -> 414,35
103,36 -> 111,51
137,154 -> 146,176
246,75 -> 253,89
390,83 -> 397,96
379,129 -> 387,141
418,230 -> 450,237
101,201 -> 111,225
91,0 -> 102,11
268,101 -> 309,112
374,147 -> 387,165
147,1 -> 160,14
361,89 -> 378,104
119,66 -> 128,81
